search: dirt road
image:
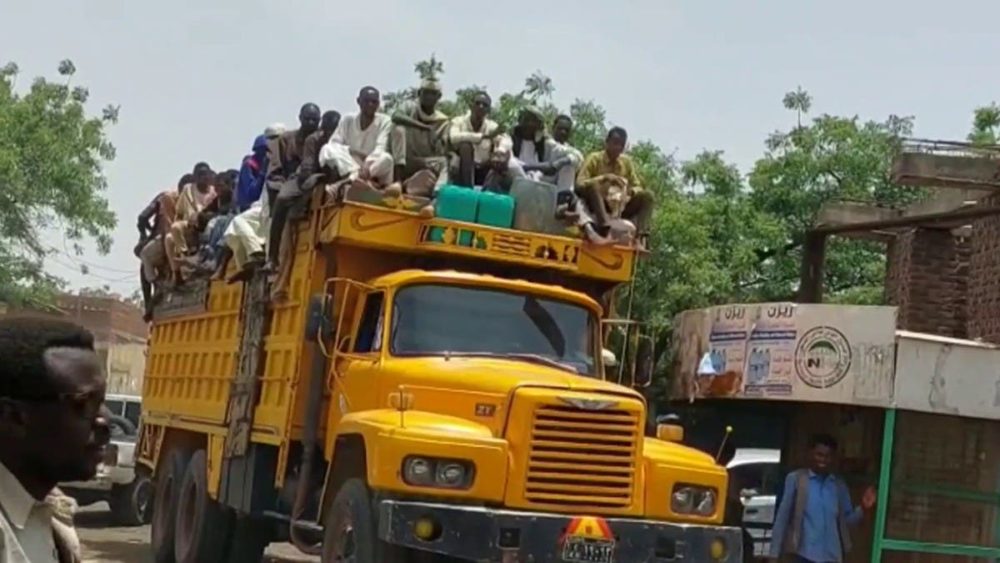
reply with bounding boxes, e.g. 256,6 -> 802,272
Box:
76,505 -> 319,563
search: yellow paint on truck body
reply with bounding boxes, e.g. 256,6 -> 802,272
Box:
140,197 -> 728,524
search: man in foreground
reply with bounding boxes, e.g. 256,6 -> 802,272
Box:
0,317 -> 111,563
769,434 -> 876,563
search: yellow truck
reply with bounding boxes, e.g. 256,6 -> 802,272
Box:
136,189 -> 741,562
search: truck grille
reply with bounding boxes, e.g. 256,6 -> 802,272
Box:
525,404 -> 639,508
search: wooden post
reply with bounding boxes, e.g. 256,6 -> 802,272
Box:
799,231 -> 827,303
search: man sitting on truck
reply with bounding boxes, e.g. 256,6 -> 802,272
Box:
164,162 -> 217,285
221,129 -> 282,281
319,86 -> 395,193
445,91 -> 511,188
268,109 -> 342,300
576,127 -> 654,248
390,78 -> 450,196
263,103 -> 321,274
547,114 -> 584,192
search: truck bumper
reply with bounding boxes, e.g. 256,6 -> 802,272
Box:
378,500 -> 743,562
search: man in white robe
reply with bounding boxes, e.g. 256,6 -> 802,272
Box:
319,86 -> 395,189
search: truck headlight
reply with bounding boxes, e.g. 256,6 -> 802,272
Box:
402,456 -> 475,490
671,484 -> 717,516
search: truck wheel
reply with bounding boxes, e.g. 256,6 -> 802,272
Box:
223,515 -> 271,563
110,472 -> 153,526
174,449 -> 233,563
151,448 -> 190,563
322,479 -> 402,563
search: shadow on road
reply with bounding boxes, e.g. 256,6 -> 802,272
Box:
80,537 -> 154,563
75,510 -> 120,529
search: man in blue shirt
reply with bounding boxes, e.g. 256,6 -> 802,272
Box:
769,434 -> 875,562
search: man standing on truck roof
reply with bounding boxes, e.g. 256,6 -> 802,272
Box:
135,173 -> 188,320
445,91 -> 511,188
263,103 -> 321,274
0,317 -> 111,563
769,433 -> 876,563
319,87 -> 396,192
390,78 -> 450,196
576,127 -> 654,248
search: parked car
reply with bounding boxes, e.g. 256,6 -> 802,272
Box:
727,448 -> 781,558
61,395 -> 152,526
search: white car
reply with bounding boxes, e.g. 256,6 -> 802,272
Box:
61,395 -> 152,526
727,448 -> 781,558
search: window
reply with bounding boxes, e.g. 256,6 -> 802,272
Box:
104,400 -> 124,418
353,292 -> 385,353
731,462 -> 781,497
389,284 -> 597,376
124,401 -> 141,428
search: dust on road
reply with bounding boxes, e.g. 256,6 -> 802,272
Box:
76,504 -> 318,563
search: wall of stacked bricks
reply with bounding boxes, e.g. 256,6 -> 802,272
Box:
968,193 -> 1000,343
884,227 -> 969,339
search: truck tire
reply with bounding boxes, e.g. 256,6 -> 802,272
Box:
322,479 -> 402,563
174,449 -> 233,563
151,448 -> 190,563
110,472 -> 153,526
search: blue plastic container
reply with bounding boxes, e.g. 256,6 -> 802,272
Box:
429,184 -> 478,245
476,191 -> 515,229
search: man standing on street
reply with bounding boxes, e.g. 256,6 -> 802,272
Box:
0,317 -> 111,563
769,434 -> 875,563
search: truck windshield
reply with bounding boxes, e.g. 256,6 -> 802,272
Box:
390,284 -> 597,376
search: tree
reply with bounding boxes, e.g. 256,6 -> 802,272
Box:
748,91 -> 918,302
0,60 -> 119,305
968,102 -> 1000,146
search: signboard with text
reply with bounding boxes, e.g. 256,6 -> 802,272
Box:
670,303 -> 897,406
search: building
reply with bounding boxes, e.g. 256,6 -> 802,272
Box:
0,294 -> 149,395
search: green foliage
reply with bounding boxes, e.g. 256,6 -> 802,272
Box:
0,60 -> 118,305
968,102 -> 1000,146
748,110 -> 918,301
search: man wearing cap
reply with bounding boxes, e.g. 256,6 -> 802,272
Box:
390,78 -> 450,196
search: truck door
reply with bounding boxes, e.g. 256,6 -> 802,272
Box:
330,290 -> 386,422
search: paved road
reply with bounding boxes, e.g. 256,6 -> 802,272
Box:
76,504 -> 319,563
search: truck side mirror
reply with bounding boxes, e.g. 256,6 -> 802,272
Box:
633,336 -> 654,388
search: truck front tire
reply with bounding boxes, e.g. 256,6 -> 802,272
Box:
151,448 -> 190,563
324,478 -> 417,563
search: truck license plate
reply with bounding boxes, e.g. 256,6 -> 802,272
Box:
561,537 -> 615,563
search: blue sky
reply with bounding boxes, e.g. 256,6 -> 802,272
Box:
3,0 -> 999,295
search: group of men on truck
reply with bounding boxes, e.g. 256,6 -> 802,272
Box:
133,78 -> 655,319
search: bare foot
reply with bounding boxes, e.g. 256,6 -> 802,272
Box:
418,204 -> 435,218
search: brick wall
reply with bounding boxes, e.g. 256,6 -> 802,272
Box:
885,227 -> 969,338
968,194 -> 1000,343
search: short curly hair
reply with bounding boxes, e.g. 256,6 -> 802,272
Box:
0,316 -> 95,399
